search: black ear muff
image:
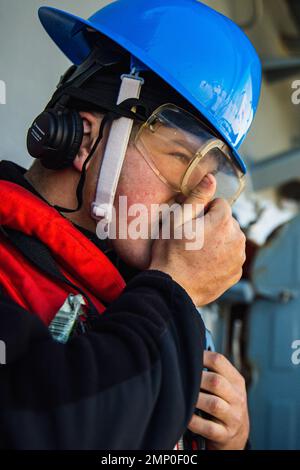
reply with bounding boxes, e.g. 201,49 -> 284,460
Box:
27,109 -> 84,170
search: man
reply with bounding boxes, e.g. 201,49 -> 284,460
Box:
0,0 -> 261,450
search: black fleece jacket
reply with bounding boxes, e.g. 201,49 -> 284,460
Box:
0,161 -> 205,450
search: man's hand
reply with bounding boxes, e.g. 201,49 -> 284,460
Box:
149,174 -> 246,306
188,351 -> 249,450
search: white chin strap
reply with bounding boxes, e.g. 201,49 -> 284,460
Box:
91,72 -> 144,232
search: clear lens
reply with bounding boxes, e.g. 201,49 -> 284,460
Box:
134,104 -> 245,203
135,105 -> 211,190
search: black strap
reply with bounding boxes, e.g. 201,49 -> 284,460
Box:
1,227 -> 100,317
57,87 -> 149,121
47,42 -> 125,109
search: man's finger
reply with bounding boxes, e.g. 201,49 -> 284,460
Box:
195,392 -> 230,423
187,173 -> 217,208
203,351 -> 246,387
200,370 -> 235,403
188,413 -> 226,443
174,173 -> 217,229
204,197 -> 232,226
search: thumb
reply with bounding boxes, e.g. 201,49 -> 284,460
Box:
189,173 -> 217,205
183,173 -> 217,219
173,174 -> 217,229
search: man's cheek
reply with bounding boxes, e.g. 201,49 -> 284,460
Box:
111,237 -> 152,270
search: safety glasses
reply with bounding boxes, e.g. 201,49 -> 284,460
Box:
134,104 -> 245,205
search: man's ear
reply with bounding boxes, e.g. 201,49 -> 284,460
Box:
73,111 -> 101,172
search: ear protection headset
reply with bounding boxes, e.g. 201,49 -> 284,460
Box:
27,103 -> 84,171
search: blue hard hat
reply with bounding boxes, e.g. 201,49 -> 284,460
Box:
38,0 -> 262,174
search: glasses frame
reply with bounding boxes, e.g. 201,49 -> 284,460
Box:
181,138 -> 246,204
